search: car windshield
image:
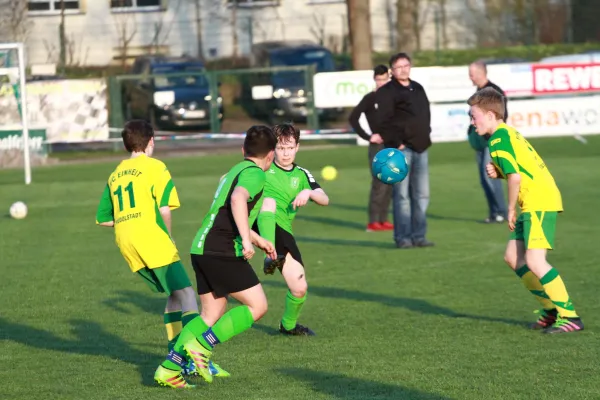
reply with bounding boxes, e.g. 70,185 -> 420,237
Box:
152,65 -> 208,89
269,49 -> 335,89
270,49 -> 335,72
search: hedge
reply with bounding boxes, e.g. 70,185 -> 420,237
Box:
55,41 -> 600,79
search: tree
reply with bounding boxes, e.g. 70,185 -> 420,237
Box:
346,0 -> 373,70
396,0 -> 431,52
0,0 -> 31,43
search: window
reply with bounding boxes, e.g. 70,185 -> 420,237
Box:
227,0 -> 280,7
111,0 -> 162,11
28,0 -> 80,14
307,0 -> 344,4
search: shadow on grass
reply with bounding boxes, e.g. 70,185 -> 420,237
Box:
102,290 -> 278,335
0,318 -> 160,387
262,280 -> 525,327
328,203 -> 482,224
295,236 -> 394,249
280,367 -> 452,400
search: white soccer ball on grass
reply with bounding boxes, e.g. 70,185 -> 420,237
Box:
9,201 -> 27,219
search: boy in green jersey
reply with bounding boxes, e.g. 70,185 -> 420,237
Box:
255,124 -> 330,336
155,125 -> 278,387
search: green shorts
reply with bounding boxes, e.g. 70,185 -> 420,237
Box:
137,261 -> 191,295
509,211 -> 558,250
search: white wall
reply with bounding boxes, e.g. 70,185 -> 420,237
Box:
23,0 -> 473,67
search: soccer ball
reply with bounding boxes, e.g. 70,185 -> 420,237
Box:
321,165 -> 338,181
371,148 -> 409,185
9,201 -> 27,219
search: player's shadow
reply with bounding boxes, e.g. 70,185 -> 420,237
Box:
279,367 -> 452,400
295,215 -> 366,231
296,236 -> 394,249
103,290 -> 282,335
329,203 -> 481,223
0,317 -> 160,387
262,280 -> 525,327
102,289 -> 164,315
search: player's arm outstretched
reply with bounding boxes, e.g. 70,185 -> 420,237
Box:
96,184 -> 115,227
488,135 -> 520,230
292,167 -> 330,210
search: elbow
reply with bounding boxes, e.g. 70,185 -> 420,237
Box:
321,196 -> 330,206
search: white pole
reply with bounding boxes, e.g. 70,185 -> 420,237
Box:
17,43 -> 31,185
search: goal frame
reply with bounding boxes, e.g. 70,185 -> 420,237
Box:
1,43 -> 31,185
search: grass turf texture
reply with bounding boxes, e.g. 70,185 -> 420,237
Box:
1,136 -> 599,400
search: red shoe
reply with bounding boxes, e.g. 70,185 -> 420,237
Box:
380,221 -> 394,230
366,222 -> 384,232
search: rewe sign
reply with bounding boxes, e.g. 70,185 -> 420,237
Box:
533,63 -> 600,94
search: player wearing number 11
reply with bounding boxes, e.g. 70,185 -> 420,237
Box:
95,120 -> 225,389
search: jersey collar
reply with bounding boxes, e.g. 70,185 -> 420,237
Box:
274,161 -> 296,172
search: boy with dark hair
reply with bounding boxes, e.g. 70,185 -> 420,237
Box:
468,87 -> 583,334
156,125 -> 278,385
349,64 -> 393,232
96,120 -> 225,389
255,123 -> 330,336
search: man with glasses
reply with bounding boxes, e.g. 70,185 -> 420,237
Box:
375,53 -> 434,249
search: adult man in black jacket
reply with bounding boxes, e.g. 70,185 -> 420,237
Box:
349,64 -> 393,232
375,52 -> 433,249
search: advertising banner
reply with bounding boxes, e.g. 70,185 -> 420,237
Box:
315,63 -> 534,108
532,63 -> 600,95
0,79 -> 108,143
355,95 -> 600,145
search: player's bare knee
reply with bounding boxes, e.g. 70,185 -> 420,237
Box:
261,198 -> 276,213
248,299 -> 268,321
290,278 -> 307,298
504,251 -> 518,270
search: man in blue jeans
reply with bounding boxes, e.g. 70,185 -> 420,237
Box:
375,52 -> 434,249
468,61 -> 507,223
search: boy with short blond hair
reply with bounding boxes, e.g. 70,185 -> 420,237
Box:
467,87 -> 583,334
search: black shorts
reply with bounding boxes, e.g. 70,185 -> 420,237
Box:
190,254 -> 260,298
275,225 -> 304,267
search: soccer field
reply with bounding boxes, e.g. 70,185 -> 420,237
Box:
1,136 -> 599,400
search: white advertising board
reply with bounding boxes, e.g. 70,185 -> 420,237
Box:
355,95 -> 600,146
315,63 -> 534,108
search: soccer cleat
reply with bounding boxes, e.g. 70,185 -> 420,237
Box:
542,317 -> 584,334
264,255 -> 286,275
209,361 -> 231,378
154,365 -> 195,389
183,339 -> 213,383
184,359 -> 230,378
529,308 -> 558,330
279,323 -> 316,336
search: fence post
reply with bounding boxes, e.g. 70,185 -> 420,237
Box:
208,71 -> 221,133
107,76 -> 124,152
305,64 -> 319,131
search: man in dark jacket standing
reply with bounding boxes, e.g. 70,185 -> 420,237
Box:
467,60 -> 507,223
375,53 -> 434,249
349,64 -> 393,232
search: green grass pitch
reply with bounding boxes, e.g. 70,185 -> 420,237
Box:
1,136 -> 599,400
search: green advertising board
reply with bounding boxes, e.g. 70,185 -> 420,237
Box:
0,129 -> 47,156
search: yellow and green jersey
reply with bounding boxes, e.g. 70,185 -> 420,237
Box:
95,154 -> 181,272
264,163 -> 321,234
488,123 -> 562,212
191,159 -> 266,258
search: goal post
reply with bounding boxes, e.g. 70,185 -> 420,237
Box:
0,43 -> 31,185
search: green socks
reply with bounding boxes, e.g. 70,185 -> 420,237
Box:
257,211 -> 276,248
161,306 -> 255,370
281,290 -> 306,331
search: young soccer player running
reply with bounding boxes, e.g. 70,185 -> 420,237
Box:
95,120 -> 228,389
156,125 -> 277,385
467,87 -> 583,334
255,123 -> 330,336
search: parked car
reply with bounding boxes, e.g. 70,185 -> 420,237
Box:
241,41 -> 344,123
122,56 -> 223,129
